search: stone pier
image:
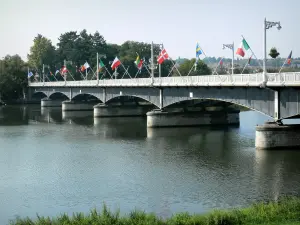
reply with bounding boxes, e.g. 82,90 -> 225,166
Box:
93,103 -> 155,117
146,108 -> 240,128
62,100 -> 99,111
41,98 -> 63,107
255,122 -> 300,150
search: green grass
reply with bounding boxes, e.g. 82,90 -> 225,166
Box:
9,197 -> 300,225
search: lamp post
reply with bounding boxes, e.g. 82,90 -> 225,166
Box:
263,18 -> 281,84
222,43 -> 234,75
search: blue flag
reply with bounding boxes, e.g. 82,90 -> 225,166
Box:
196,43 -> 202,58
27,71 -> 33,78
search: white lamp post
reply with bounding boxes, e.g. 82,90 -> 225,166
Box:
223,43 -> 234,75
263,18 -> 282,84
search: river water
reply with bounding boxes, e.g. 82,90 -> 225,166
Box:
1,105 -> 300,224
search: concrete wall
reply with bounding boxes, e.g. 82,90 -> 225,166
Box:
62,100 -> 97,111
94,104 -> 155,117
41,99 -> 62,107
256,122 -> 300,149
147,110 -> 240,128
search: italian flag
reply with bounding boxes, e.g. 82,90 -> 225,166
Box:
99,60 -> 105,72
236,39 -> 250,57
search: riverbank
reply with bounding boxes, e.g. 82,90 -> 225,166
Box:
10,197 -> 300,225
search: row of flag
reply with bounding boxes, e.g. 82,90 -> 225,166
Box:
28,39 -> 293,78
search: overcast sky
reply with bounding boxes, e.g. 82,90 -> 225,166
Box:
0,0 -> 298,61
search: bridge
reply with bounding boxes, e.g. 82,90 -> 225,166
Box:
28,72 -> 300,150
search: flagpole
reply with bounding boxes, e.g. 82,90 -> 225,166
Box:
212,57 -> 224,75
96,53 -> 99,84
278,58 -> 288,74
42,64 -> 45,85
121,64 -> 131,79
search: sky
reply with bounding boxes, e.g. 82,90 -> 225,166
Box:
0,0 -> 299,61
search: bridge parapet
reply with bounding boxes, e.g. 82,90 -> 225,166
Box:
28,72 -> 300,87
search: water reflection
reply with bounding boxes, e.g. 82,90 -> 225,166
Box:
254,150 -> 300,201
2,106 -> 300,224
94,117 -> 147,139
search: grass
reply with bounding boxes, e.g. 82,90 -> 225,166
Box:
9,197 -> 300,225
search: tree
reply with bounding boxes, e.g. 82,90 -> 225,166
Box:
0,55 -> 27,101
178,58 -> 211,76
269,47 -> 280,59
27,34 -> 56,70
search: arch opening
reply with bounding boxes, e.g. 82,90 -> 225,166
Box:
106,95 -> 157,108
163,98 -> 272,118
71,93 -> 102,103
49,92 -> 69,101
32,92 -> 47,101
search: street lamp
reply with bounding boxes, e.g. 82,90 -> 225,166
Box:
223,43 -> 234,75
263,18 -> 281,84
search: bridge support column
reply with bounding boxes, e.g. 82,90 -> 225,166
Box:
62,100 -> 98,111
146,109 -> 240,128
41,98 -> 63,107
94,103 -> 155,117
274,90 -> 280,121
256,122 -> 300,150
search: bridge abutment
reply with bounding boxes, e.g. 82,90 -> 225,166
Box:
62,100 -> 99,111
256,122 -> 300,150
93,103 -> 155,117
146,109 -> 240,128
41,98 -> 63,107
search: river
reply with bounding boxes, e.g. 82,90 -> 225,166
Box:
0,105 -> 300,224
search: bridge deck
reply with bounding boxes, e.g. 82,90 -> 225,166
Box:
29,73 -> 300,87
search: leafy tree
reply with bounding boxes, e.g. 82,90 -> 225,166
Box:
0,55 -> 27,101
178,58 -> 211,76
269,47 -> 280,59
27,34 -> 56,70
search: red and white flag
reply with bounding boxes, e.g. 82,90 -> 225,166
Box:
111,57 -> 121,70
60,66 -> 68,75
157,49 -> 169,64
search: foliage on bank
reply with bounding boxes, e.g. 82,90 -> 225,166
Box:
0,55 -> 27,102
10,197 -> 300,225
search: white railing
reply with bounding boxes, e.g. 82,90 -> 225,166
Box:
28,72 -> 300,88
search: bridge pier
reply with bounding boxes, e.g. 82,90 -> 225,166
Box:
62,100 -> 99,111
255,122 -> 300,150
93,103 -> 155,117
146,108 -> 240,128
41,98 -> 63,107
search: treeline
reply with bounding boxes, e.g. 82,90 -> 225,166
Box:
26,30 -> 211,81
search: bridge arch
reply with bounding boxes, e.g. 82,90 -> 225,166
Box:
163,98 -> 273,119
32,91 -> 48,100
105,95 -> 158,107
48,92 -> 69,101
71,93 -> 102,102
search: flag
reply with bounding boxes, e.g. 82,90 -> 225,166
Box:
236,38 -> 250,57
248,55 -> 252,65
27,71 -> 33,78
137,59 -> 143,70
111,57 -> 121,70
99,60 -> 105,72
135,55 -> 140,65
60,66 -> 68,75
196,43 -> 202,58
81,62 -> 90,72
219,58 -> 223,66
287,51 -> 292,65
157,49 -> 169,64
